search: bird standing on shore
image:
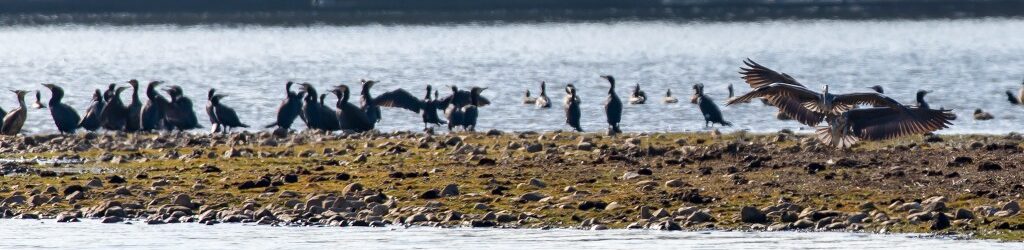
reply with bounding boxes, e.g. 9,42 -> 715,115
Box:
125,80 -> 143,132
564,84 -> 582,132
141,81 -> 168,131
535,81 -> 551,108
41,84 -> 80,134
693,83 -> 731,127
359,79 -> 382,125
318,93 -> 342,132
99,86 -> 129,131
209,93 -> 249,132
265,81 -> 303,131
206,89 -> 221,133
330,85 -> 373,132
600,75 -> 623,135
163,85 -> 202,130
662,89 -> 678,104
298,83 -> 322,130
1,90 -> 29,135
78,89 -> 105,131
629,83 -> 647,104
373,85 -> 447,130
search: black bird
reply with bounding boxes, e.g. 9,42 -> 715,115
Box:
373,85 -> 447,130
206,88 -> 221,133
163,85 -> 202,130
444,86 -> 466,132
600,75 -> 623,135
1,90 -> 29,135
629,83 -> 647,104
693,84 -> 731,127
869,85 -> 885,94
459,87 -> 486,132
125,80 -> 143,132
974,109 -> 994,120
78,89 -> 105,131
264,81 -> 303,130
727,83 -> 735,98
914,90 -> 932,109
209,93 -> 249,132
662,89 -> 678,104
330,85 -> 373,132
318,93 -> 342,131
102,83 -> 116,102
359,79 -> 382,124
1006,79 -> 1024,105
732,59 -> 954,148
535,81 -> 551,108
141,81 -> 169,131
522,89 -> 536,104
31,91 -> 46,109
439,85 -> 491,108
41,84 -> 81,134
298,83 -> 322,130
99,86 -> 129,131
564,84 -> 582,132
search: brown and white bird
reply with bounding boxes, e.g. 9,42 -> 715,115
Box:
662,89 -> 678,104
1,90 -> 30,135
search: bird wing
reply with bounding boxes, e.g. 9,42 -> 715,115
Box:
726,83 -> 824,126
740,58 -> 804,88
832,93 -> 906,110
846,107 -> 955,141
374,89 -> 422,112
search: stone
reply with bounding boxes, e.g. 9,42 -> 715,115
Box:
65,191 -> 84,201
108,175 -> 127,184
528,178 -> 547,188
441,184 -> 460,197
954,208 -> 975,220
101,216 -> 124,223
638,206 -> 653,219
86,179 -> 103,188
519,192 -> 547,202
114,187 -> 132,196
419,189 -> 441,199
172,194 -> 194,209
687,211 -> 713,223
28,195 -> 47,206
604,202 -> 623,211
931,212 -> 951,230
740,206 -> 767,223
104,206 -> 126,218
524,144 -> 543,153
1002,201 -> 1021,213
847,213 -> 868,224
56,213 -> 79,223
343,183 -> 364,194
637,168 -> 653,175
791,219 -> 815,229
62,185 -> 86,196
858,202 -> 876,211
473,203 -> 489,210
664,179 -> 684,188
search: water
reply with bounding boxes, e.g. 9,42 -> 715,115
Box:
0,19 -> 1022,134
0,220 -> 1019,249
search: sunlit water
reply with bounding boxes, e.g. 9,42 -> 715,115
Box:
0,220 -> 1020,249
0,19 -> 1022,134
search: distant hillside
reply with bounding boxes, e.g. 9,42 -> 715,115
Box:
0,0 -> 1021,24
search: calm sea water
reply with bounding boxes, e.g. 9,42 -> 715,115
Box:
0,19 -> 1022,134
0,220 -> 1019,250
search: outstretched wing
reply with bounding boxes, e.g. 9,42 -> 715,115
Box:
739,58 -> 804,88
727,83 -> 825,126
832,93 -> 906,111
374,89 -> 422,113
846,107 -> 955,141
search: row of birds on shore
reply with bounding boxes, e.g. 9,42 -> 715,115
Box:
0,59 -> 971,148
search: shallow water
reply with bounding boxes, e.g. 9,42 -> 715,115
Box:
0,220 -> 1019,249
0,19 -> 1022,134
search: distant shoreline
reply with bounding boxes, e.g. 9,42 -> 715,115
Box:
0,0 -> 1022,25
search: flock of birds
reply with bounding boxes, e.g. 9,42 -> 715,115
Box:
4,59 -> 1019,148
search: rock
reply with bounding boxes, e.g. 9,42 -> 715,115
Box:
518,192 -> 547,202
405,213 -> 428,224
86,179 -> 103,188
740,206 -> 767,223
1002,201 -> 1021,213
806,163 -> 825,174
847,213 -> 868,224
104,206 -> 126,218
28,195 -> 47,206
686,211 -> 713,223
15,213 -> 39,219
528,178 -> 546,188
441,184 -> 460,197
978,162 -> 1002,171
335,173 -> 351,181
657,221 -> 681,231
65,191 -> 84,201
473,203 -> 489,210
590,224 -> 608,230
768,223 -> 790,231
524,144 -> 543,153
791,219 -> 815,229
343,183 -> 364,194
202,165 -> 221,173
621,172 -> 640,180
114,187 -> 132,196
56,213 -> 79,223
107,175 -> 127,184
172,194 -> 194,209
470,220 -> 495,228
604,202 -> 623,211
101,216 -> 124,223
637,168 -> 653,175
954,208 -> 975,220
858,202 -> 876,211
931,212 -> 951,230
419,189 -> 441,199
62,185 -> 86,196
638,206 -> 653,219
664,179 -> 684,188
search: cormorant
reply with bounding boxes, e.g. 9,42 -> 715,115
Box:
600,75 -> 623,135
330,85 -> 373,132
564,84 -> 582,132
41,84 -> 80,134
444,86 -> 466,132
163,85 -> 202,130
459,87 -> 486,132
78,89 -> 105,131
373,85 -> 447,130
125,80 -> 143,132
727,83 -> 735,98
359,79 -> 382,124
298,83 -> 322,130
914,90 -> 932,109
0,90 -> 29,135
869,85 -> 884,94
522,90 -> 536,105
206,88 -> 221,133
693,83 -> 731,127
102,84 -> 116,102
264,81 -> 303,130
31,91 -> 46,109
318,93 -> 342,131
663,89 -> 678,104
731,59 -> 954,148
99,86 -> 129,131
438,85 -> 491,108
629,83 -> 647,104
141,81 -> 169,131
209,93 -> 249,132
535,81 -> 551,108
